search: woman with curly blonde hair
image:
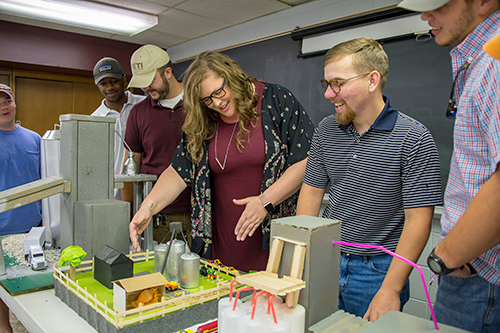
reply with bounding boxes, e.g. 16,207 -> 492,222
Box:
130,51 -> 314,272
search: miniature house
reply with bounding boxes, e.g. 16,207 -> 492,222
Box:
113,273 -> 167,312
94,245 -> 134,289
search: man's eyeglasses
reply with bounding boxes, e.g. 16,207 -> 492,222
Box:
446,62 -> 469,119
320,72 -> 371,94
201,79 -> 226,106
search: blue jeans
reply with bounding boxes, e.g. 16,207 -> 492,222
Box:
338,253 -> 410,317
434,274 -> 500,333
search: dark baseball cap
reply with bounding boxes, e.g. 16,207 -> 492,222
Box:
93,57 -> 124,84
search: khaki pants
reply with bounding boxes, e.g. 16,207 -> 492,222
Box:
153,212 -> 192,247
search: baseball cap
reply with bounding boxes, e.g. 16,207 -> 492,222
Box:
0,84 -> 14,99
397,0 -> 450,11
128,45 -> 171,89
485,34 -> 500,60
93,57 -> 124,84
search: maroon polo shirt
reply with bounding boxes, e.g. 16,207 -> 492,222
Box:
125,95 -> 191,214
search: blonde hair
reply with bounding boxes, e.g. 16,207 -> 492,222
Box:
323,37 -> 389,88
182,51 -> 259,164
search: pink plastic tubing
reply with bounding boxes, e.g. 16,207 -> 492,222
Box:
269,295 -> 278,324
251,291 -> 268,320
333,240 -> 439,331
267,294 -> 276,316
233,286 -> 255,311
229,279 -> 236,302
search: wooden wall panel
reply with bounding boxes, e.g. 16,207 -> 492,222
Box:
12,72 -> 103,136
15,77 -> 73,136
0,74 -> 10,86
73,82 -> 103,115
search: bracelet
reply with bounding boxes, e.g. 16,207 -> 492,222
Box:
142,200 -> 155,210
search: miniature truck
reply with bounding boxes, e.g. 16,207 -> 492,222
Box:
28,245 -> 47,271
24,226 -> 47,270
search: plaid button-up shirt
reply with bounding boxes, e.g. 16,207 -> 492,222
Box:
441,10 -> 500,285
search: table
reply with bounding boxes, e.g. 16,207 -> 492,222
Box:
0,285 -> 96,333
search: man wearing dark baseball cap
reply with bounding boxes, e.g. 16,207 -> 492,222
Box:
0,83 -> 43,331
91,57 -> 145,200
398,0 -> 500,331
123,45 -> 192,246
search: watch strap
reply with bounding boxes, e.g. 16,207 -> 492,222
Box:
428,248 -> 462,276
142,200 -> 155,210
258,194 -> 274,214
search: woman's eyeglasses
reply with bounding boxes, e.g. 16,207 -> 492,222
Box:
201,79 -> 226,106
446,62 -> 470,119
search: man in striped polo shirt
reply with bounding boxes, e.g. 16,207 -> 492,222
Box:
399,1 -> 500,332
297,37 -> 443,321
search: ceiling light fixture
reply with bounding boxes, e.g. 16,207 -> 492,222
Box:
0,0 -> 158,36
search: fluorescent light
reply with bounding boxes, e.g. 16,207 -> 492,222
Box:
0,0 -> 158,36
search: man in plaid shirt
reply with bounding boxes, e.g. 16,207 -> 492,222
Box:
399,0 -> 500,332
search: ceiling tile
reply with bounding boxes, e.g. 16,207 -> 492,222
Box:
176,0 -> 289,25
94,0 -> 170,14
154,9 -> 229,39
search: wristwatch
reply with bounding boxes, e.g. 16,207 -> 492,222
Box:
258,194 -> 275,214
427,248 -> 462,275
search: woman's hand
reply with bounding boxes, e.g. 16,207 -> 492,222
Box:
129,205 -> 153,253
233,196 -> 268,241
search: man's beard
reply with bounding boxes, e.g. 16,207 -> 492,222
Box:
155,74 -> 171,100
336,107 -> 356,125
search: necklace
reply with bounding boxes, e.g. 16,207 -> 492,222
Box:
215,118 -> 238,170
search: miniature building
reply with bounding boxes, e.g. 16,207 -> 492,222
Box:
94,245 -> 134,289
270,215 -> 341,330
113,272 -> 167,312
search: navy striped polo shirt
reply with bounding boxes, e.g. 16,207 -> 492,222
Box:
304,96 -> 443,256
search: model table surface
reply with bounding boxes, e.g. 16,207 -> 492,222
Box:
235,271 -> 305,296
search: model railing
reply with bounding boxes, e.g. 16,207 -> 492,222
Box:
53,251 -> 237,329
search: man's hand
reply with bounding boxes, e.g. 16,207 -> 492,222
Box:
363,289 -> 401,322
129,205 -> 153,253
233,196 -> 267,241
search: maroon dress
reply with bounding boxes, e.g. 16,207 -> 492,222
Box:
208,85 -> 269,272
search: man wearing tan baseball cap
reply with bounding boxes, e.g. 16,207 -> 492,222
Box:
398,0 -> 450,11
398,0 -> 500,331
123,45 -> 192,247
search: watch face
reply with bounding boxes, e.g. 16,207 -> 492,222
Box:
427,256 -> 442,274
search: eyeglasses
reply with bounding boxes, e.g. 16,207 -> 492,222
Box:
320,72 -> 371,94
446,62 -> 469,119
201,79 -> 226,106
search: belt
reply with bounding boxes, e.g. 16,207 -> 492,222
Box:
341,251 -> 372,259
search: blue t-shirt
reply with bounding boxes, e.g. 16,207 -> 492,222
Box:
0,125 -> 42,234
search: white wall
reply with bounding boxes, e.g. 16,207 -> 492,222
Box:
168,0 -> 401,62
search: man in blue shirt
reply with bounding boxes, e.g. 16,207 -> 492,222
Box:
0,83 -> 42,332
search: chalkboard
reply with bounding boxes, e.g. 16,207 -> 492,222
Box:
174,34 -> 454,194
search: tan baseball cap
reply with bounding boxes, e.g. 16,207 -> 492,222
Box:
485,34 -> 500,60
0,84 -> 14,99
397,0 -> 450,11
128,45 -> 171,89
